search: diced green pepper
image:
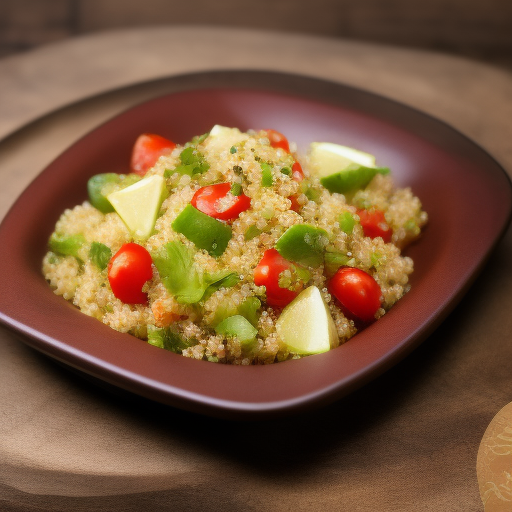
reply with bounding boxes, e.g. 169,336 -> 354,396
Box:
237,297 -> 261,328
339,211 -> 356,234
275,224 -> 329,267
260,162 -> 273,187
230,182 -> 242,196
89,241 -> 112,270
215,315 -> 258,345
244,225 -> 262,241
320,164 -> 390,194
324,251 -> 351,277
87,173 -> 141,213
48,233 -> 86,261
172,204 -> 232,257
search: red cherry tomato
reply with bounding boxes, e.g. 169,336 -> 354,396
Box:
130,133 -> 176,176
254,249 -> 301,308
191,183 -> 251,221
291,161 -> 304,182
328,267 -> 382,323
357,208 -> 392,243
108,243 -> 153,304
264,129 -> 290,153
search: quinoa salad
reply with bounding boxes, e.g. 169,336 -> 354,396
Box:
42,126 -> 428,364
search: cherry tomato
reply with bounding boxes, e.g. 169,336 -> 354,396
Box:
191,183 -> 251,221
254,249 -> 302,308
291,161 -> 304,182
328,267 -> 382,323
357,208 -> 392,243
264,129 -> 290,153
130,133 -> 176,176
108,243 -> 153,304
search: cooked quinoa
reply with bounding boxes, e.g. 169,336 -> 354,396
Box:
42,126 -> 427,364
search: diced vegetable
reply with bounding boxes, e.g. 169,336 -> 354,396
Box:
339,211 -> 356,234
131,133 -> 176,176
320,164 -> 390,194
275,224 -> 329,267
147,326 -> 189,354
308,141 -> 389,194
107,175 -> 168,240
260,162 -> 274,187
264,129 -> 290,153
253,249 -> 303,308
215,315 -> 258,345
172,204 -> 232,257
87,173 -> 141,213
151,240 -> 238,304
191,183 -> 251,221
48,233 -> 86,260
357,208 -> 392,243
107,243 -> 153,304
89,242 -> 112,270
238,297 -> 261,328
276,286 -> 337,354
328,267 -> 382,323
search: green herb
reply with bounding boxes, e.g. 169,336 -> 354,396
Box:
260,162 -> 273,187
230,146 -> 237,154
147,326 -> 190,354
280,166 -> 292,176
152,240 -> 238,304
165,147 -> 210,177
89,242 -> 112,270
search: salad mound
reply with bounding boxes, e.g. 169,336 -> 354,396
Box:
42,126 -> 427,364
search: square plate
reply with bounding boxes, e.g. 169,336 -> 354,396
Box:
0,70 -> 510,419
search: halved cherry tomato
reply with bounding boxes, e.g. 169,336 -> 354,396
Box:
130,133 -> 176,176
108,243 -> 153,304
291,161 -> 304,182
254,249 -> 302,308
357,208 -> 392,243
264,129 -> 290,153
328,267 -> 382,323
191,183 -> 251,221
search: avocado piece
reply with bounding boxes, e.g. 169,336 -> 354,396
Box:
107,174 -> 168,240
308,142 -> 389,194
276,286 -> 337,355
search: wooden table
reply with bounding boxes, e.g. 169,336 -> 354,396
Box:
1,26 -> 512,511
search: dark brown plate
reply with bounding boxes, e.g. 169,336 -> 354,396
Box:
0,70 -> 510,419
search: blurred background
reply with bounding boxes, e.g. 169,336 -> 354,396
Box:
0,0 -> 511,70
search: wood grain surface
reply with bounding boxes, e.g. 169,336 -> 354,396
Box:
1,0 -> 511,69
1,25 -> 512,512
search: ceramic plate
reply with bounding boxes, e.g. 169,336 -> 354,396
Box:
0,71 -> 510,419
